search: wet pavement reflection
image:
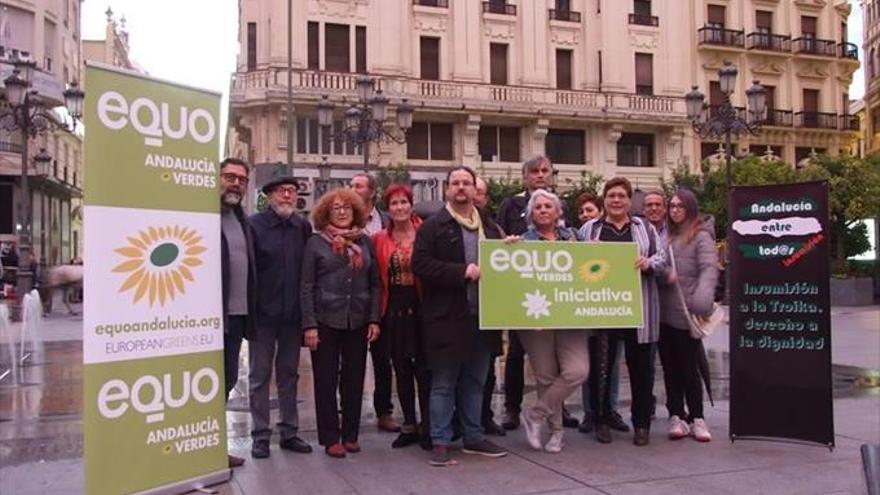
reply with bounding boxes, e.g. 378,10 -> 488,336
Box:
1,331 -> 877,467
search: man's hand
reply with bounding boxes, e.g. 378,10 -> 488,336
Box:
304,328 -> 319,351
465,263 -> 481,281
367,323 -> 381,343
503,235 -> 522,244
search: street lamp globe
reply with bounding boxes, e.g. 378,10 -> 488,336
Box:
396,98 -> 414,131
3,69 -> 28,107
685,86 -> 705,122
345,105 -> 361,130
317,95 -> 335,128
63,80 -> 85,119
746,80 -> 767,122
356,75 -> 375,102
369,89 -> 389,122
33,148 -> 52,176
719,61 -> 738,95
14,58 -> 36,84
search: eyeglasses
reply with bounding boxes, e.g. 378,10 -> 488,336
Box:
274,186 -> 297,195
332,204 -> 353,212
221,173 -> 249,185
669,203 -> 686,210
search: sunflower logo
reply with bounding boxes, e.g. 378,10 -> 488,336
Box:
579,260 -> 610,283
112,225 -> 207,307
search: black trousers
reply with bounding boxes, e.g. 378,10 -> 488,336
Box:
589,329 -> 654,429
658,323 -> 704,420
371,328 -> 394,417
503,331 -> 525,414
482,359 -> 497,423
312,325 -> 368,446
223,315 -> 246,401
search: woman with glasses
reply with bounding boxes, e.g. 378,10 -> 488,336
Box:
658,189 -> 718,442
301,188 -> 381,458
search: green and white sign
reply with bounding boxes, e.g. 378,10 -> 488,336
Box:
479,240 -> 644,329
83,63 -> 228,495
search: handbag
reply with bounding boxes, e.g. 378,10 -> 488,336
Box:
668,248 -> 724,339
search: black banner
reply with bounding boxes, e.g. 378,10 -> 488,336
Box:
729,181 -> 833,447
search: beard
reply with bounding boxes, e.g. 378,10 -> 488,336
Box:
270,202 -> 295,219
222,191 -> 242,206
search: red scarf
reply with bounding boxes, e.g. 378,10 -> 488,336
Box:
321,225 -> 365,270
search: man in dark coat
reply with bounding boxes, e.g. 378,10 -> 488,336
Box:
219,158 -> 257,468
412,166 -> 507,467
247,166 -> 313,459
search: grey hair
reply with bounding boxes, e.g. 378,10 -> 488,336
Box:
526,189 -> 565,229
352,172 -> 378,192
521,154 -> 552,176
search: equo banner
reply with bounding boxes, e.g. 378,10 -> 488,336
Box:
83,63 -> 228,494
479,240 -> 644,329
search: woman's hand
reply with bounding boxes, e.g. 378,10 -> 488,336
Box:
635,256 -> 651,272
304,328 -> 319,351
367,323 -> 381,343
667,271 -> 678,284
503,235 -> 522,244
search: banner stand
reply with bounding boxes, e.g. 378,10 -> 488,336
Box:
137,469 -> 230,495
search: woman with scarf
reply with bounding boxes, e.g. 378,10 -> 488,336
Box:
508,189 -> 589,454
371,183 -> 430,449
302,188 -> 381,458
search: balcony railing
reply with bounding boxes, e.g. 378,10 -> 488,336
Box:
230,69 -> 688,121
698,27 -> 745,48
795,111 -> 838,129
746,33 -> 791,52
0,140 -> 22,154
482,2 -> 516,15
838,42 -> 858,60
763,109 -> 793,127
708,105 -> 748,121
839,114 -> 859,131
548,9 -> 581,22
413,0 -> 448,7
793,37 -> 837,56
628,13 -> 659,26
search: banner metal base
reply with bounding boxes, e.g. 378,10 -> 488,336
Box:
133,468 -> 231,495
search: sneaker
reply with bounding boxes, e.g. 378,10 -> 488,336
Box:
461,439 -> 508,458
251,440 -> 270,459
501,411 -> 520,430
429,445 -> 458,466
609,411 -> 631,432
691,418 -> 712,442
668,415 -> 690,440
544,431 -> 564,453
520,410 -> 543,451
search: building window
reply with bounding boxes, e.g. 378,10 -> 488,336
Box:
546,128 -> 585,164
0,183 -> 11,234
356,26 -> 367,74
478,126 -> 520,162
307,22 -> 319,70
420,37 -> 440,80
801,16 -> 817,39
325,23 -> 350,72
617,133 -> 654,167
490,43 -> 508,85
247,22 -> 257,71
634,0 -> 651,16
635,53 -> 653,95
556,49 -> 572,89
296,118 -> 320,154
707,5 -> 725,29
756,10 -> 772,35
407,122 -> 453,160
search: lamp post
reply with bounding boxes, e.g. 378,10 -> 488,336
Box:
316,75 -> 414,171
685,61 -> 765,304
1,57 -> 84,320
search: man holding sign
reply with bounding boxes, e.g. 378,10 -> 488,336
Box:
413,166 -> 508,467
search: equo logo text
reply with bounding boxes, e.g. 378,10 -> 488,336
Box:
97,91 -> 216,147
489,248 -> 573,277
97,367 -> 220,423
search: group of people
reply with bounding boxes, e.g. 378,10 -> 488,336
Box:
218,153 -> 719,468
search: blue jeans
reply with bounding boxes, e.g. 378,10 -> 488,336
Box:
223,315 -> 247,401
582,335 -> 621,414
429,334 -> 492,446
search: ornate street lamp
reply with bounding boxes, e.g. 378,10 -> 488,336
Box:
1,57 -> 84,321
316,76 -> 414,171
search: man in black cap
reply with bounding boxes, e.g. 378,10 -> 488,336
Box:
247,165 -> 313,458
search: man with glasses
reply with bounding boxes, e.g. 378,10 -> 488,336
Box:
247,165 -> 314,459
219,158 -> 256,467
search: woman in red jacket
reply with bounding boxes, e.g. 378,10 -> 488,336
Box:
372,183 -> 429,449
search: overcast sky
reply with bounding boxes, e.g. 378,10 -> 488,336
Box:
81,0 -> 866,139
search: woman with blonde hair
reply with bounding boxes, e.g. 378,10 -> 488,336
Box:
301,188 -> 381,458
